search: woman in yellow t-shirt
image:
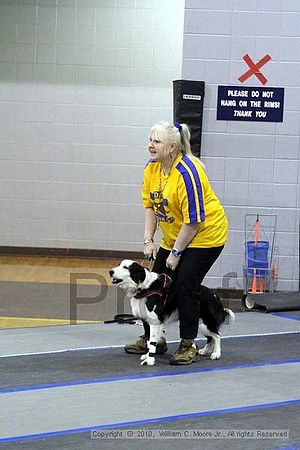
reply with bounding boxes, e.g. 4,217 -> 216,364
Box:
125,121 -> 228,365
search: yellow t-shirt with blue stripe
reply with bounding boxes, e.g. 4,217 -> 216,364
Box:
142,154 -> 228,250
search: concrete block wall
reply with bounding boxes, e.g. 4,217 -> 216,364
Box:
183,0 -> 300,290
0,0 -> 184,252
1,0 -> 299,291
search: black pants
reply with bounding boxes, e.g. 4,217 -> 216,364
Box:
143,245 -> 224,340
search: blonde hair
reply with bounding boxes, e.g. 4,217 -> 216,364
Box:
150,121 -> 205,168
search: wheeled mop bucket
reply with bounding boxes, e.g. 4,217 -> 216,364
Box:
243,214 -> 277,309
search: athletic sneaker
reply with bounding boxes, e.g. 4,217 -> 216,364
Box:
124,335 -> 168,355
169,339 -> 200,365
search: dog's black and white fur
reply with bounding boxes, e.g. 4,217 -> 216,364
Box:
109,259 -> 235,366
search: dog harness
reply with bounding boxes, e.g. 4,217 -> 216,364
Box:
134,273 -> 172,303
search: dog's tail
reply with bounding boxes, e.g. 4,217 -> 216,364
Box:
223,308 -> 235,325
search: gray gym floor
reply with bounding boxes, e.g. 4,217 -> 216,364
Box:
1,311 -> 300,450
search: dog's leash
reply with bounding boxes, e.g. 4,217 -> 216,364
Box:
140,257 -> 154,271
104,314 -> 138,325
140,257 -> 174,277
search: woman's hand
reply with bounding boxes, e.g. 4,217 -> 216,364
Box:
166,253 -> 180,271
143,242 -> 157,261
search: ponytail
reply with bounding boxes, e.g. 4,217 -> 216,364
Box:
179,123 -> 192,156
176,123 -> 205,169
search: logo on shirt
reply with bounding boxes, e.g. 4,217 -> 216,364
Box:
151,191 -> 175,224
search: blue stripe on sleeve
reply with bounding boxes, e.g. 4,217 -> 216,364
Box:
144,159 -> 156,168
181,155 -> 205,221
176,162 -> 198,223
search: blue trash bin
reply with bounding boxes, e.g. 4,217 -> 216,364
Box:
246,240 -> 269,277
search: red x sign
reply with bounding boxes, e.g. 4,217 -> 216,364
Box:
238,54 -> 272,85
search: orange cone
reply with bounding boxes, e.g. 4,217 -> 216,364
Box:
254,216 -> 259,244
259,277 -> 264,293
251,216 -> 260,293
252,268 -> 257,293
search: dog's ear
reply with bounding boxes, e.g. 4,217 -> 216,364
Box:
129,262 -> 146,285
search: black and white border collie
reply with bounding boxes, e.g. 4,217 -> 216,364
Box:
109,259 -> 235,366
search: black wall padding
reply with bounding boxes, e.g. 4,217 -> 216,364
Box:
173,79 -> 205,157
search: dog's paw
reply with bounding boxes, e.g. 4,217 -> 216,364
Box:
140,355 -> 155,366
198,345 -> 213,356
210,351 -> 221,360
198,349 -> 211,356
140,354 -> 148,362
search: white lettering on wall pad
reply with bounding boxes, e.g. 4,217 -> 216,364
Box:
182,94 -> 202,100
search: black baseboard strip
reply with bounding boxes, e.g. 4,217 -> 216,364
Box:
0,246 -> 144,260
